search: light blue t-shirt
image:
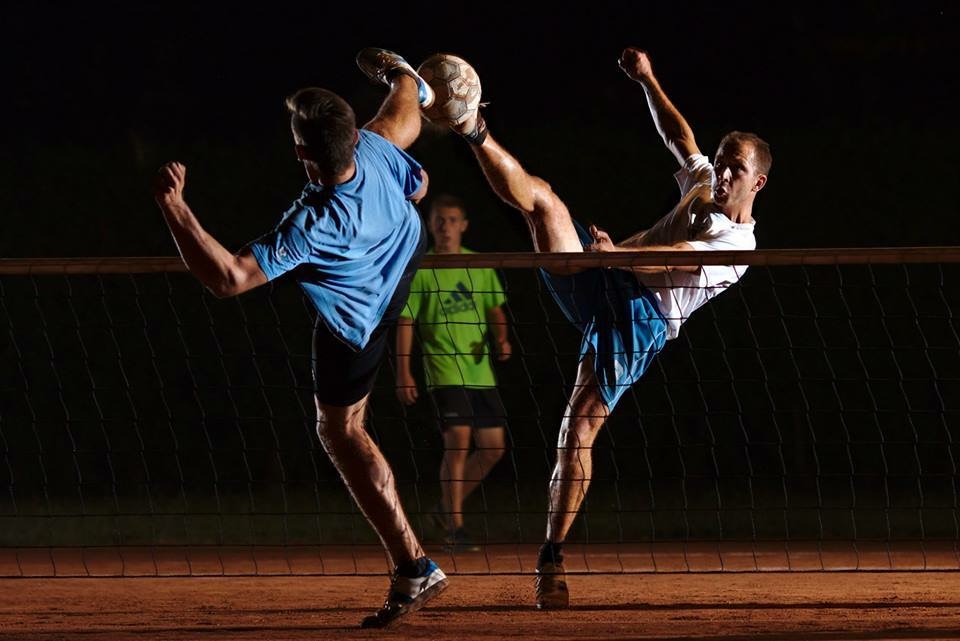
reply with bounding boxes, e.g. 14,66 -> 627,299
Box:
249,130 -> 424,350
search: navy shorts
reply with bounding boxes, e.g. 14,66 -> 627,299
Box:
539,221 -> 668,410
312,224 -> 427,406
428,387 -> 508,432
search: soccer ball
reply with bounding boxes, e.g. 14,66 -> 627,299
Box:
417,53 -> 482,126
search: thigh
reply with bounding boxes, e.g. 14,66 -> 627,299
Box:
528,177 -> 585,256
442,426 -> 473,454
472,424 -> 505,451
468,388 -> 508,429
313,319 -> 388,407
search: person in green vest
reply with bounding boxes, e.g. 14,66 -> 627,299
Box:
396,193 -> 512,551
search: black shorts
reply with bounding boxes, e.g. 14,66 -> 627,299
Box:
312,224 -> 427,407
428,387 -> 507,432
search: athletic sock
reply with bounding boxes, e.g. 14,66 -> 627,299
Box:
537,541 -> 564,567
396,556 -> 431,578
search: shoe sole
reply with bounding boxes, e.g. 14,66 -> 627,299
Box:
535,595 -> 569,610
360,577 -> 450,628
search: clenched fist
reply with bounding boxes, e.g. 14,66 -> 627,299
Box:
155,161 -> 187,206
618,47 -> 654,82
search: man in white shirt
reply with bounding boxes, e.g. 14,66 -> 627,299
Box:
448,47 -> 770,608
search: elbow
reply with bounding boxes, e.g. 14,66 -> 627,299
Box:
206,280 -> 236,299
206,271 -> 244,299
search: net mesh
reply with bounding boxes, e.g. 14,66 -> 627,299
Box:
1,250 -> 959,576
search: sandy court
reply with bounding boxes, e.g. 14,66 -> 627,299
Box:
1,544 -> 959,640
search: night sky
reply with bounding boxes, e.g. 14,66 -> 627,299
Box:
3,1 -> 958,257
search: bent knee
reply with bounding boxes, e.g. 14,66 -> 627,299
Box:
530,177 -> 562,216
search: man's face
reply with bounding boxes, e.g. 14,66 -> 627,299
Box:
429,205 -> 468,253
712,142 -> 765,209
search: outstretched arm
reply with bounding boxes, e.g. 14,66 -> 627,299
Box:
363,75 -> 423,149
619,48 -> 700,166
154,162 -> 268,297
586,225 -> 698,273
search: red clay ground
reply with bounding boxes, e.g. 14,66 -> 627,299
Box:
1,544 -> 959,640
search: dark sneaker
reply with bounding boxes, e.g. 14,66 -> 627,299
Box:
535,561 -> 569,609
360,558 -> 449,628
355,47 -> 435,107
442,527 -> 481,553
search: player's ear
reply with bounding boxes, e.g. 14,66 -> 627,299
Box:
294,144 -> 310,161
461,218 -> 469,232
353,128 -> 360,145
753,174 -> 767,192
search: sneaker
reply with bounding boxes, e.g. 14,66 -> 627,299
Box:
535,561 -> 569,609
442,527 -> 481,553
355,47 -> 434,107
360,558 -> 449,628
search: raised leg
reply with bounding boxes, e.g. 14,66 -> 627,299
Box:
315,395 -> 423,566
364,75 -> 423,149
468,133 -> 584,258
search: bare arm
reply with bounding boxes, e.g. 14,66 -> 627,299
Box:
485,305 -> 512,361
154,162 -> 268,298
619,48 -> 700,166
587,224 -> 699,274
395,317 -> 419,405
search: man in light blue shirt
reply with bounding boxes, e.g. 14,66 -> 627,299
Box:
154,48 -> 448,628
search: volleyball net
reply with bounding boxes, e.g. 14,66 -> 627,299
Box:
2,249 -> 959,576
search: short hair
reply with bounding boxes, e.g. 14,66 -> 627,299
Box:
285,87 -> 357,176
718,131 -> 772,175
430,193 -> 468,218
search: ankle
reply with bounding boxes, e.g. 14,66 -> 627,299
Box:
456,114 -> 488,146
537,541 -> 564,567
396,556 -> 430,578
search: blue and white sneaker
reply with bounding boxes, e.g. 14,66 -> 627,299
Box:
355,47 -> 435,108
360,558 -> 449,628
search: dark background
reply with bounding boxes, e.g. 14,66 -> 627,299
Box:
2,1 -> 959,258
2,1 -> 960,548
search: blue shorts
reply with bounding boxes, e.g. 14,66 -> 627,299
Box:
540,221 -> 668,410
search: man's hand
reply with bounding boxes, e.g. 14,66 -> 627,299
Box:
494,338 -> 512,361
618,47 -> 654,83
396,370 -> 418,405
155,162 -> 187,206
586,224 -> 617,253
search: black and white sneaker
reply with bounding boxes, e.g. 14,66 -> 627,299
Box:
360,558 -> 449,628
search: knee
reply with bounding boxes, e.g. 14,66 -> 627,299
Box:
557,422 -> 600,453
315,407 -> 363,452
443,444 -> 469,466
530,177 -> 561,215
480,446 -> 505,467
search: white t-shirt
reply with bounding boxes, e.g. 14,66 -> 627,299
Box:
629,154 -> 755,340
